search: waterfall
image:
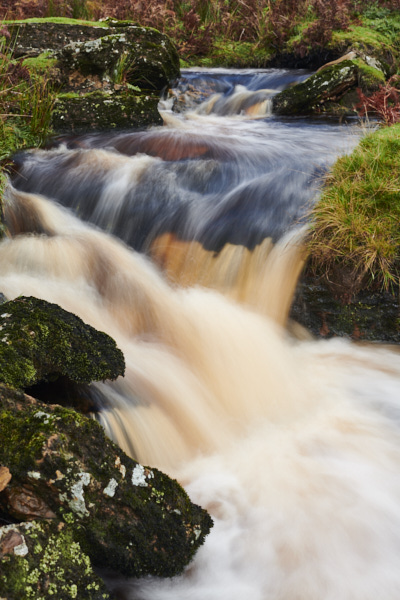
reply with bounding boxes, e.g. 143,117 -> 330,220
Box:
4,69 -> 400,600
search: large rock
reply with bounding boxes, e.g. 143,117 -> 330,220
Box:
8,19 -> 180,132
52,89 -> 162,132
272,55 -> 385,116
0,296 -> 125,390
291,272 -> 400,342
0,384 -> 213,579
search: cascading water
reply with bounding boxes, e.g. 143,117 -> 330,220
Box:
3,69 -> 400,600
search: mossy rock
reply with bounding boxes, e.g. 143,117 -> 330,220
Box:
291,275 -> 400,343
272,59 -> 359,115
7,19 -> 179,132
0,296 -> 125,389
0,520 -> 109,600
8,20 -> 180,91
0,385 -> 213,577
52,90 -> 162,132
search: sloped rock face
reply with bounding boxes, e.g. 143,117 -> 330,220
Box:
272,55 -> 385,116
273,59 -> 358,115
8,20 -> 180,132
291,275 -> 400,343
0,384 -> 213,592
0,296 -> 125,390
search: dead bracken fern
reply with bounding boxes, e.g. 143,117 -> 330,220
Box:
355,76 -> 400,126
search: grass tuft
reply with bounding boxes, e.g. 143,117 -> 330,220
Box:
308,123 -> 400,293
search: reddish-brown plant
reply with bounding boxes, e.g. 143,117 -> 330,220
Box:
355,76 -> 400,126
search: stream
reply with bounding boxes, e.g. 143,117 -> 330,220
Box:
3,68 -> 400,600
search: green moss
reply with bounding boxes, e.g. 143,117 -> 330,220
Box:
356,58 -> 385,92
5,17 -> 108,27
201,40 -> 270,68
22,52 -> 58,74
53,89 -> 162,132
0,296 -> 125,389
0,520 -> 110,600
273,60 -> 358,115
0,385 -> 213,578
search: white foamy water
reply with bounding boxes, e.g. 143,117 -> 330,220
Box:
5,68 -> 395,600
2,187 -> 400,600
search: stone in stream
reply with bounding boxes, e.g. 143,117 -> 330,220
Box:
272,54 -> 386,116
8,19 -> 181,132
0,384 -> 213,597
0,296 -> 125,408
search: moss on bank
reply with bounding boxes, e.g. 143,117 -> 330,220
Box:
308,123 -> 400,295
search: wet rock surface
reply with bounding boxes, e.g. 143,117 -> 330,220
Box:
53,90 -> 162,132
0,384 -> 213,596
0,296 -> 125,391
272,54 -> 385,116
291,273 -> 400,343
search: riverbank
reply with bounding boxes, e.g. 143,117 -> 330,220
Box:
1,7 -> 400,338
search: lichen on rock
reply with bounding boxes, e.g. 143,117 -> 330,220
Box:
0,296 -> 125,390
0,519 -> 110,600
8,19 -> 180,133
272,59 -> 359,115
0,384 -> 213,578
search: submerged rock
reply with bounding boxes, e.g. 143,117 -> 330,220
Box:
0,296 -> 125,390
0,384 -> 213,578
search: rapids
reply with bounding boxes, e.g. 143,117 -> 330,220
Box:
4,69 -> 400,600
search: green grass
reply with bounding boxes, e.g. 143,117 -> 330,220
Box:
0,30 -> 56,160
308,123 -> 400,292
5,17 -> 108,27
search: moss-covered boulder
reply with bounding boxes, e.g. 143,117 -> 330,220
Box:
272,56 -> 385,116
0,520 -> 110,600
0,296 -> 125,390
52,90 -> 162,132
8,19 -> 180,132
0,385 -> 213,578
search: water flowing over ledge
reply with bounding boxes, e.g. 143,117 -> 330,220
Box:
4,69 -> 400,600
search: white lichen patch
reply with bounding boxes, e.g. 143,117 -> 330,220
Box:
59,472 -> 91,518
103,478 -> 118,497
131,464 -> 148,487
193,526 -> 202,541
14,537 -> 29,557
34,411 -> 51,424
27,471 -> 41,480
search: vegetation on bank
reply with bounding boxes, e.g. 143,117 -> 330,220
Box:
1,2 -> 400,295
309,120 -> 400,294
1,0 -> 400,66
0,25 -> 55,162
